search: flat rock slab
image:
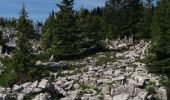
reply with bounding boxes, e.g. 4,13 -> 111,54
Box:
38,79 -> 48,89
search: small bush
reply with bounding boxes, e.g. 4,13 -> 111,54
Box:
145,81 -> 156,94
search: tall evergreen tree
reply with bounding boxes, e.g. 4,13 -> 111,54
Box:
16,4 -> 35,40
149,0 -> 170,76
41,11 -> 56,50
77,9 -> 103,46
103,0 -> 122,38
0,31 -> 3,46
0,5 -> 35,86
137,0 -> 154,38
127,0 -> 143,37
52,0 -> 79,59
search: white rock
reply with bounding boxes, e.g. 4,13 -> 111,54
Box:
35,61 -> 42,66
97,80 -> 103,84
126,67 -> 134,72
32,88 -> 42,93
111,76 -> 125,82
102,85 -> 110,95
103,69 -> 113,76
49,55 -> 54,62
157,87 -> 167,100
73,84 -> 80,89
38,79 -> 48,89
17,94 -> 24,100
104,95 -> 113,100
117,43 -> 128,50
20,82 -> 32,88
61,80 -> 74,89
30,81 -> 38,88
114,70 -> 122,77
68,75 -> 79,81
113,94 -> 130,100
137,91 -> 148,100
116,53 -> 124,58
12,85 -> 21,92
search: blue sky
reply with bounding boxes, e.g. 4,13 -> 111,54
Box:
0,0 -> 106,22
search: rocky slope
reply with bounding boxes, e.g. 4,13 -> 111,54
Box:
0,37 -> 168,100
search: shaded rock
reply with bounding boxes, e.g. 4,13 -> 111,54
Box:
32,93 -> 46,100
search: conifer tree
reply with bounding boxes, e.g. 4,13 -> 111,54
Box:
149,0 -> 170,76
16,4 -> 35,40
137,0 -> 154,38
127,0 -> 143,37
0,5 -> 35,85
103,0 -> 122,38
0,31 -> 3,46
41,11 -> 56,50
52,0 -> 79,59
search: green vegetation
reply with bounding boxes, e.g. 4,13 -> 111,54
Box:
145,81 -> 156,94
148,0 -> 170,88
0,0 -> 170,91
0,5 -> 47,87
95,52 -> 115,66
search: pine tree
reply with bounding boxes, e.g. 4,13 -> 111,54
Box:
77,9 -> 103,47
127,0 -> 143,37
52,0 -> 79,60
149,0 -> 170,76
103,0 -> 122,38
137,0 -> 154,38
16,4 -> 35,40
41,11 -> 56,50
0,5 -> 35,86
0,31 -> 3,46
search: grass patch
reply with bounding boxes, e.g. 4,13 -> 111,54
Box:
95,52 -> 116,66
